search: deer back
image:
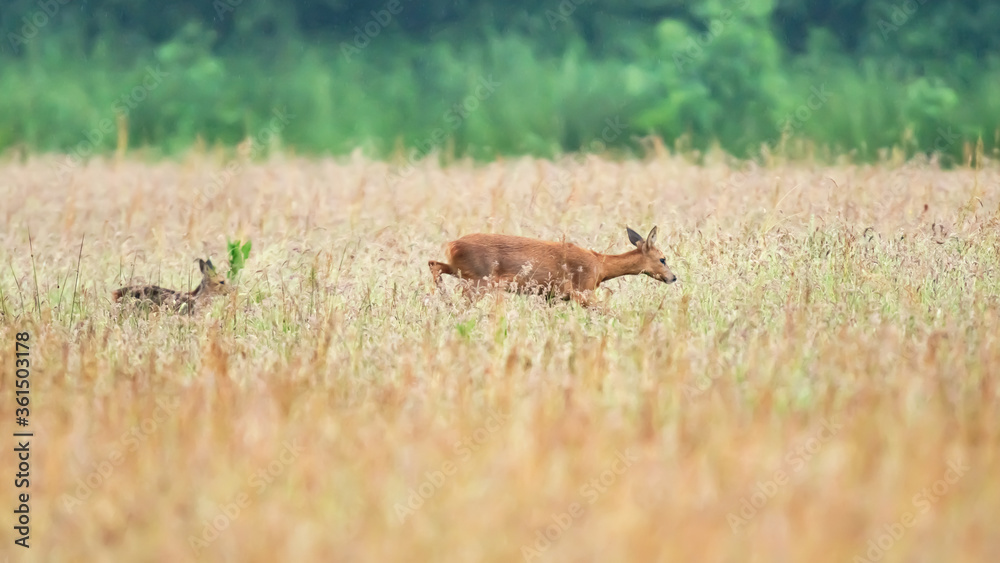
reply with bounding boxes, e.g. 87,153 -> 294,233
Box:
447,234 -> 598,286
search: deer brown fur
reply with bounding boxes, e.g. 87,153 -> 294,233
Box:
428,226 -> 676,306
113,258 -> 229,313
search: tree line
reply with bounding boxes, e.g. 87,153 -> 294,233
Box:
1,0 -> 997,161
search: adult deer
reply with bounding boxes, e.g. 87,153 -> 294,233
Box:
428,226 -> 676,306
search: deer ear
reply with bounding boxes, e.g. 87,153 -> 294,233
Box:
205,259 -> 216,273
626,227 -> 644,247
646,226 -> 658,247
197,259 -> 206,273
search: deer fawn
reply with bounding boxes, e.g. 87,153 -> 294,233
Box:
113,258 -> 229,313
428,226 -> 676,306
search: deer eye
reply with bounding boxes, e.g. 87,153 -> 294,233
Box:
659,258 -> 666,265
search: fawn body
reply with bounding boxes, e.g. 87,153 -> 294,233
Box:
113,258 -> 228,313
428,226 -> 676,306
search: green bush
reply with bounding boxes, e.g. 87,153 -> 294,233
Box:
1,0 -> 999,163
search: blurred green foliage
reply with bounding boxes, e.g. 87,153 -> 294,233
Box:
226,238 -> 251,282
1,0 -> 998,162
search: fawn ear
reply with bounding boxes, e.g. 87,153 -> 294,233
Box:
646,226 -> 658,247
626,226 -> 644,247
198,259 -> 216,275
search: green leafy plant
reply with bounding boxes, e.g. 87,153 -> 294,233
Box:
455,319 -> 476,340
227,238 -> 252,281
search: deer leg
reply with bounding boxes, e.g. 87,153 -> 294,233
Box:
428,261 -> 454,292
460,278 -> 487,304
556,280 -> 584,307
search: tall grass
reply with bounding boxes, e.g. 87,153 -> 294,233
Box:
0,149 -> 998,561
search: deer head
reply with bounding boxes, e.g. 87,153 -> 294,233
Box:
626,226 -> 676,283
196,258 -> 230,296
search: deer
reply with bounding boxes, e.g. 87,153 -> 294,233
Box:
113,258 -> 229,313
428,226 -> 676,307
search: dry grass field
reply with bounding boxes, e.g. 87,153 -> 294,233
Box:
2,146 -> 999,562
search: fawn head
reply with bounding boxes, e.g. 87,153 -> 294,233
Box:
196,258 -> 229,296
626,226 -> 677,283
